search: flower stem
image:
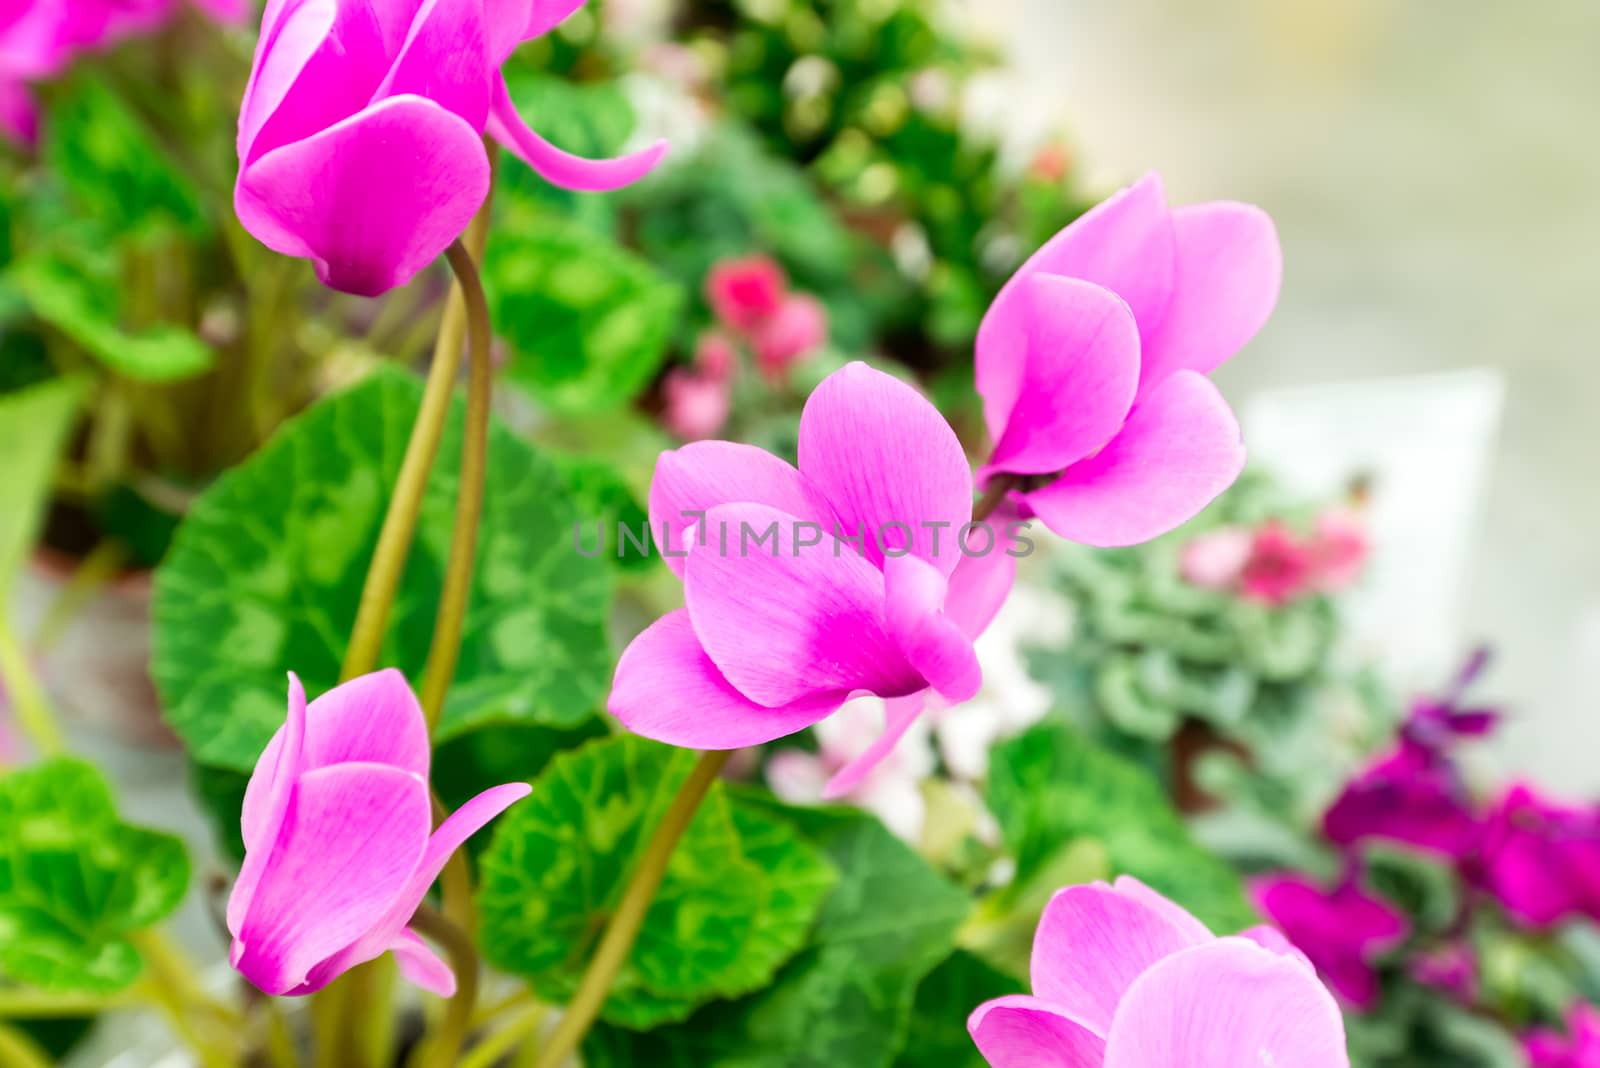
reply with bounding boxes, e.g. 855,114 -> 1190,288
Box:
533,750 -> 732,1068
407,904 -> 481,1068
972,472 -> 1022,524
418,240 -> 493,729
460,1000 -> 546,1068
0,617 -> 64,756
339,199 -> 495,684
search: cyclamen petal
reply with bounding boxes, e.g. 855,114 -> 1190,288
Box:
969,879 -> 1348,1068
613,362 -> 978,761
969,996 -> 1106,1068
235,0 -> 663,294
1030,881 -> 1208,1034
1103,939 -> 1350,1068
1022,371 -> 1245,547
979,275 -> 1140,478
648,441 -> 836,578
235,95 -> 491,296
230,762 -> 433,995
976,173 -> 1277,547
487,75 -> 668,193
798,361 -> 973,574
684,503 -> 923,707
609,610 -> 843,749
227,672 -> 528,996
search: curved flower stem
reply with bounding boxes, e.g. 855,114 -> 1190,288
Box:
408,904 -> 481,1068
0,618 -> 64,756
339,192 -> 496,684
533,750 -> 732,1068
971,472 -> 1022,525
418,240 -> 493,729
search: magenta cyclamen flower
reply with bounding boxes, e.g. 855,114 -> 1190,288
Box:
1478,783 -> 1600,929
235,0 -> 665,295
968,877 -> 1349,1067
227,670 -> 530,996
1249,873 -> 1409,1010
1322,738 -> 1481,859
974,173 -> 1279,546
1526,1003 -> 1600,1068
612,362 -> 1017,796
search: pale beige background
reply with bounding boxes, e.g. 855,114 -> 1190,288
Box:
979,0 -> 1600,792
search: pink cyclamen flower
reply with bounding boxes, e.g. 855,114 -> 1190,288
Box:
1526,1003 -> 1600,1068
1309,508 -> 1369,592
227,670 -> 530,996
1177,525 -> 1253,591
693,330 -> 738,381
1249,873 -> 1409,1010
613,361 -> 1017,796
660,367 -> 731,441
968,877 -> 1349,1067
1478,783 -> 1600,929
1239,521 -> 1317,605
752,293 -> 828,381
975,173 -> 1279,547
705,255 -> 788,332
235,0 -> 666,296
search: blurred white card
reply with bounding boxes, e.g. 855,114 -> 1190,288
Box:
1244,370 -> 1505,685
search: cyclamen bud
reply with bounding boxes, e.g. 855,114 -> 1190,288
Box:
227,670 -> 528,996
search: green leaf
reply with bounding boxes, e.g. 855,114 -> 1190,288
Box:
894,950 -> 1021,1068
11,254 -> 214,382
152,367 -> 613,771
486,213 -> 685,415
0,377 -> 85,594
0,759 -> 189,993
477,736 -> 832,1028
41,73 -> 208,240
585,804 -> 970,1068
551,454 -> 655,573
987,719 -> 1255,932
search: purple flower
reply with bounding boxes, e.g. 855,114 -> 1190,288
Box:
1249,873 -> 1409,1010
1478,782 -> 1600,929
1322,738 -> 1481,860
611,362 -> 1015,795
1407,941 -> 1478,1004
1525,1003 -> 1600,1068
968,877 -> 1349,1067
227,670 -> 529,996
235,0 -> 665,295
975,173 -> 1279,546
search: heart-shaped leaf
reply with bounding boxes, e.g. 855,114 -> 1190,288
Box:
152,368 -> 613,771
477,736 -> 833,1028
585,803 -> 970,1067
0,759 -> 189,994
485,214 -> 684,416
